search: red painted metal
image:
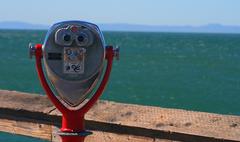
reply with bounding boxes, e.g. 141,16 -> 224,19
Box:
35,44 -> 67,114
34,44 -> 114,142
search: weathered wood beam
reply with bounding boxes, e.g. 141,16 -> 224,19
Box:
0,90 -> 239,142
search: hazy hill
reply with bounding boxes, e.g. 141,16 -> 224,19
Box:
0,21 -> 48,30
99,23 -> 240,33
0,21 -> 240,33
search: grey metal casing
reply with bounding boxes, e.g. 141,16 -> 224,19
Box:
43,21 -> 105,108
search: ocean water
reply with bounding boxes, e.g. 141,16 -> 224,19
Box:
0,30 -> 240,141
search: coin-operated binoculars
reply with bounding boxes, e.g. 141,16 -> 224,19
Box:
29,21 -> 119,142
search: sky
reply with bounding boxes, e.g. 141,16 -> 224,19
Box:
0,0 -> 239,26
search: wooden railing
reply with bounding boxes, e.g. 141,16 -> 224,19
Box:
0,90 -> 239,142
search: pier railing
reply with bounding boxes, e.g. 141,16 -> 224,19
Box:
0,90 -> 239,142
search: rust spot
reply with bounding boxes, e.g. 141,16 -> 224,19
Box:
230,123 -> 238,128
121,111 -> 133,117
39,124 -> 42,128
109,117 -> 117,122
169,123 -> 174,126
210,117 -> 221,123
184,122 -> 192,127
156,123 -> 165,128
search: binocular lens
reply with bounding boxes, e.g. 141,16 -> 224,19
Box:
63,34 -> 71,42
76,33 -> 89,46
77,35 -> 85,42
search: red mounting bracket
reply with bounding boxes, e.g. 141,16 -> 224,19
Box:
30,43 -> 117,142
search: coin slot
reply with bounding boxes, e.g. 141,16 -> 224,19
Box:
48,53 -> 62,60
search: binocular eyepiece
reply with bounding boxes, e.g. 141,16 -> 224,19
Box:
55,25 -> 94,47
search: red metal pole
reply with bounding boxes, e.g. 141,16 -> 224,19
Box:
60,114 -> 85,142
34,44 -> 114,142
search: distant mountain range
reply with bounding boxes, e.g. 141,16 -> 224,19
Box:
99,23 -> 240,33
0,21 -> 240,33
0,21 -> 49,30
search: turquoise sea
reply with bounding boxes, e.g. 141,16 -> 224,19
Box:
0,30 -> 240,141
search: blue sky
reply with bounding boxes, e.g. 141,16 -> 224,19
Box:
0,0 -> 239,26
